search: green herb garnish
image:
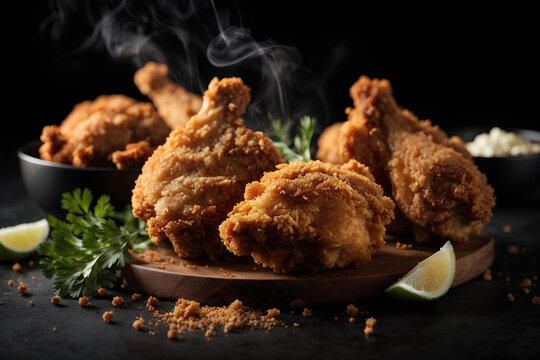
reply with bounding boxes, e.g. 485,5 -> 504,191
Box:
271,116 -> 316,163
39,188 -> 153,298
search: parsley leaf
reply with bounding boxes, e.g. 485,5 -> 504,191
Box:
270,116 -> 316,163
39,188 -> 153,298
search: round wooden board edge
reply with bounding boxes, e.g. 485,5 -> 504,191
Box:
122,233 -> 494,306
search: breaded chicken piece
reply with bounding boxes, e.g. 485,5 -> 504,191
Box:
337,76 -> 495,243
111,140 -> 156,169
131,77 -> 284,259
58,95 -> 138,134
134,62 -> 202,129
39,95 -> 170,168
219,160 -> 395,273
315,121 -> 343,164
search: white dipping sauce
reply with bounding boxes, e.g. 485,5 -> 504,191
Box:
466,127 -> 540,157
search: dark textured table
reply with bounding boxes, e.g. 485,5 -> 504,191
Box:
1,149 -> 539,360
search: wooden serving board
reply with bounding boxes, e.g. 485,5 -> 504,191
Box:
121,233 -> 494,307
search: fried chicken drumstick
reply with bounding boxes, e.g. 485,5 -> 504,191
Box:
132,77 -> 284,259
39,95 -> 171,168
219,160 -> 395,273
134,62 -> 202,129
319,76 -> 495,243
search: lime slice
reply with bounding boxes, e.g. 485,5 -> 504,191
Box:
384,241 -> 456,301
0,219 -> 49,261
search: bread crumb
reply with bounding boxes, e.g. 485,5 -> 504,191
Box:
167,327 -> 177,339
522,288 -> 530,295
52,327 -> 57,331
51,296 -> 61,305
533,275 -> 538,281
132,293 -> 142,301
147,296 -> 158,306
169,258 -> 176,264
79,296 -> 90,307
503,225 -> 512,233
132,317 -> 144,331
17,282 -> 27,295
395,242 -> 413,250
148,305 -> 157,313
334,316 -> 339,320
7,280 -> 13,287
349,317 -> 356,323
29,300 -> 35,307
505,276 -> 511,282
12,263 -> 21,272
143,248 -> 162,262
521,279 -> 532,288
302,308 -> 312,317
483,269 -> 492,281
507,293 -> 515,302
507,245 -> 520,255
28,260 -> 35,267
97,288 -> 106,296
102,311 -> 114,323
31,276 -> 37,281
293,322 -> 301,327
219,267 -> 233,277
346,304 -> 360,316
532,296 -> 540,305
112,296 -> 123,307
267,308 -> 280,318
288,298 -> 306,308
364,317 -> 376,335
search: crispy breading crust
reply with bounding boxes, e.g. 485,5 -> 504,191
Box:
39,95 -> 170,168
219,160 -> 395,273
337,76 -> 495,243
131,77 -> 284,259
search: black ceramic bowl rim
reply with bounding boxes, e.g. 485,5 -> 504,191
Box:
17,140 -> 142,173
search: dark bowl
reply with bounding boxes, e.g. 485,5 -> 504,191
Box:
448,127 -> 540,206
18,141 -> 141,217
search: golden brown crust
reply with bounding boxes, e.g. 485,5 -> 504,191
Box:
111,141 -> 156,169
131,77 -> 284,260
219,160 -> 395,273
134,62 -> 202,129
340,76 -> 495,243
39,95 -> 170,168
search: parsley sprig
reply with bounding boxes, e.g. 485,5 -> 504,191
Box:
271,116 -> 316,163
39,188 -> 153,298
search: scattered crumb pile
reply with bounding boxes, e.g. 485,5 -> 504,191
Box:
161,298 -> 281,339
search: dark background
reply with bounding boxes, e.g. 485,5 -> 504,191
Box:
9,1 -> 539,156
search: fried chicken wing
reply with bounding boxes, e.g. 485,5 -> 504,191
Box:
39,95 -> 170,168
131,77 -> 284,259
219,160 -> 395,273
335,76 -> 495,243
134,62 -> 202,129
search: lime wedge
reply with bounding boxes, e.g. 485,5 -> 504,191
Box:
384,241 -> 456,301
0,219 -> 49,261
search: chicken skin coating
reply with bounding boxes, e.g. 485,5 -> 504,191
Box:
131,77 -> 284,259
39,95 -> 170,168
336,76 -> 495,243
134,62 -> 202,129
219,160 -> 395,273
